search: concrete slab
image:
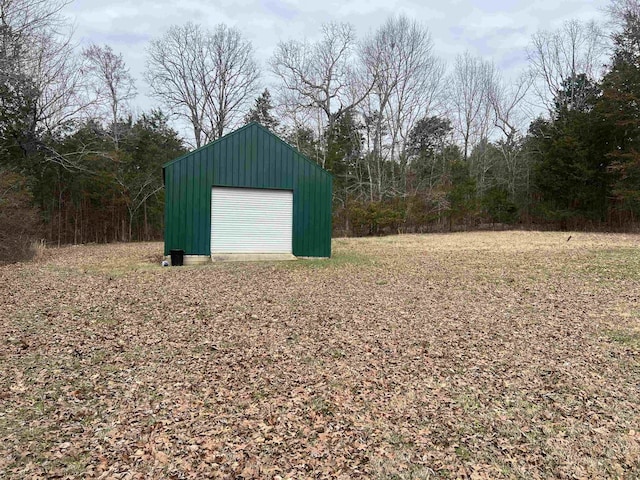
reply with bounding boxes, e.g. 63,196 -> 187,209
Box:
162,255 -> 211,266
211,253 -> 297,262
183,255 -> 211,266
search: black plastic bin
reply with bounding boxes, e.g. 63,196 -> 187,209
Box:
170,249 -> 184,266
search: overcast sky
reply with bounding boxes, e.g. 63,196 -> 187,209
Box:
64,0 -> 611,121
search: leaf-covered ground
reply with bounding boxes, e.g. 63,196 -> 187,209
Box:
1,231 -> 640,479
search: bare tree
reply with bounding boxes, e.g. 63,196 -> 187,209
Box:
82,44 -> 136,148
605,0 -> 640,68
487,72 -> 533,197
145,23 -> 208,147
114,165 -> 162,242
205,24 -> 260,139
0,0 -> 69,39
528,19 -> 607,113
146,22 -> 259,148
360,15 -> 444,198
607,0 -> 640,28
1,0 -> 97,169
271,22 -> 354,128
608,0 -> 640,15
270,22 -> 377,167
489,73 -> 532,140
450,51 -> 495,162
33,36 -> 91,131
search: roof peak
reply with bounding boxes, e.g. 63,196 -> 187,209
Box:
162,122 -> 332,179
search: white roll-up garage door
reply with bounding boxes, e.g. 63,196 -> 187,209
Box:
211,187 -> 293,254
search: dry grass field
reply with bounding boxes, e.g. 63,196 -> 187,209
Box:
1,231 -> 640,479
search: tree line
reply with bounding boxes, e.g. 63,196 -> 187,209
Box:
2,0 -> 640,261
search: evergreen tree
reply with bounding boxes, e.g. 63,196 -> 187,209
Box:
0,24 -> 39,166
118,111 -> 187,240
285,126 -> 321,163
445,159 -> 477,228
29,111 -> 186,244
325,111 -> 364,208
528,89 -> 613,225
244,89 -> 280,133
325,111 -> 363,178
407,116 -> 452,157
407,116 -> 455,192
597,6 -> 640,216
481,187 -> 518,224
554,73 -> 601,115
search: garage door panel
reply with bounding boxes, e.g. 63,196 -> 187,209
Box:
211,187 -> 293,254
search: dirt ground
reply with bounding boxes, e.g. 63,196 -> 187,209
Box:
1,231 -> 639,479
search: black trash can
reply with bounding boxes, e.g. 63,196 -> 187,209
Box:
170,249 -> 184,266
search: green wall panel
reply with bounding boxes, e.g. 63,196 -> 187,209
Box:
163,122 -> 332,257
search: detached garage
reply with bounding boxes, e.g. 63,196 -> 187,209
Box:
162,122 -> 332,263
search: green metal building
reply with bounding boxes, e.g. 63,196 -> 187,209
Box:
163,122 -> 332,261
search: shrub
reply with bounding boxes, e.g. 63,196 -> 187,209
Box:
404,193 -> 448,231
342,201 -> 404,236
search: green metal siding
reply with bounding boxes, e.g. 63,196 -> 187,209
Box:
163,122 -> 332,257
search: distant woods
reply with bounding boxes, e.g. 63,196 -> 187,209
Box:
2,0 -> 640,261
0,0 -> 186,258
